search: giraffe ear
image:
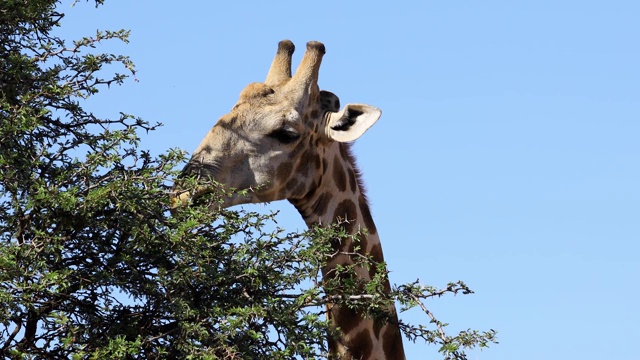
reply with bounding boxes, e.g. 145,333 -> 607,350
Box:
325,104 -> 381,142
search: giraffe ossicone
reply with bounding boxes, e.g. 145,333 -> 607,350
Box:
179,40 -> 405,360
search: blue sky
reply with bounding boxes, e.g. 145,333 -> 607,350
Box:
57,1 -> 639,358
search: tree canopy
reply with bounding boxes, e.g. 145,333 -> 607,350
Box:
0,1 -> 496,358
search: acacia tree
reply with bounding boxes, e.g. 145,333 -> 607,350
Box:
0,1 -> 497,358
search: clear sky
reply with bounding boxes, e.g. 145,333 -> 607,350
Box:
56,1 -> 639,358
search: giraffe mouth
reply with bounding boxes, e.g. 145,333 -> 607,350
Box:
170,185 -> 257,210
174,158 -> 262,210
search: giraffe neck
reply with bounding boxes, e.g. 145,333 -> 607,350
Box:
290,143 -> 405,360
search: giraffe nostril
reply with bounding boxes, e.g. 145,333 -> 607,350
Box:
181,161 -> 205,179
180,163 -> 193,178
180,162 -> 198,178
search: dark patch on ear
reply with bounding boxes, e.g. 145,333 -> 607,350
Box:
331,108 -> 364,131
319,90 -> 340,112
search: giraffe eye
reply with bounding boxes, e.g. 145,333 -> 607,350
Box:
268,128 -> 300,144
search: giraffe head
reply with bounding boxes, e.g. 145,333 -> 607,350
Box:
178,40 -> 381,207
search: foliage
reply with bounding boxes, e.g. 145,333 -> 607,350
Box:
0,1 -> 497,359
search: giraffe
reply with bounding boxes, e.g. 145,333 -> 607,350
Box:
176,40 -> 405,360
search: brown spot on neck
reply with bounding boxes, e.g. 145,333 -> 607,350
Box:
349,329 -> 374,360
332,155 -> 348,192
311,192 -> 332,218
348,168 -> 357,193
382,322 -> 405,359
331,303 -> 361,336
276,161 -> 293,183
358,195 -> 377,235
333,199 -> 358,234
